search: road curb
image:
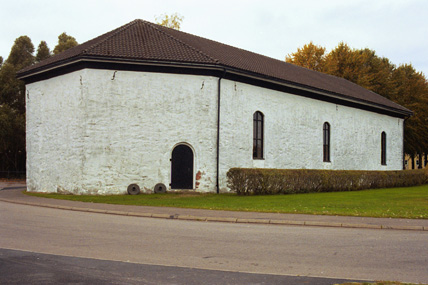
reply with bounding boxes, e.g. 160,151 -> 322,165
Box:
304,221 -> 343,228
381,225 -> 425,231
341,223 -> 381,229
1,197 -> 426,231
269,219 -> 305,226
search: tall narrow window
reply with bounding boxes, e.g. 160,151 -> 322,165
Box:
253,111 -> 264,159
323,122 -> 330,162
381,132 -> 387,165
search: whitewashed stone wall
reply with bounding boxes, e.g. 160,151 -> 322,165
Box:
27,70 -> 219,194
26,69 -> 404,194
218,80 -> 404,191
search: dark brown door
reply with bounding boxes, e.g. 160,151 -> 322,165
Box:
171,145 -> 193,189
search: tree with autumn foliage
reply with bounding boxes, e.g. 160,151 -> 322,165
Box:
390,64 -> 428,166
287,42 -> 428,168
285,42 -> 326,72
155,13 -> 184,30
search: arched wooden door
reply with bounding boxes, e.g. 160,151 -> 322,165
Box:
171,145 -> 194,189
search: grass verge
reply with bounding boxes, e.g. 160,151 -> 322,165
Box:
335,281 -> 424,285
25,185 -> 428,219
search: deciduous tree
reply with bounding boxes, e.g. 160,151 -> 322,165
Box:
391,64 -> 428,157
285,42 -> 326,72
286,42 -> 428,163
155,13 -> 184,30
323,42 -> 372,88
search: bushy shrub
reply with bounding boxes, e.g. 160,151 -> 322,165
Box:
226,168 -> 428,195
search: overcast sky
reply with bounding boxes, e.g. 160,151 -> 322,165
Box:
1,0 -> 427,76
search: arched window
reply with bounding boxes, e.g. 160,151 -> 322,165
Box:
253,111 -> 264,159
323,122 -> 330,162
381,132 -> 387,165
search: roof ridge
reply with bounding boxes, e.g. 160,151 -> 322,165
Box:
16,19 -> 411,116
144,21 -> 219,64
81,19 -> 141,54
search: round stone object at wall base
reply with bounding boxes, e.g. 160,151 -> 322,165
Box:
154,183 -> 167,194
127,184 -> 141,195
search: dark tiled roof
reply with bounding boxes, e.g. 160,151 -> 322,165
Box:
18,19 -> 411,115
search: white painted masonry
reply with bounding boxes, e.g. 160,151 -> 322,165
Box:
218,80 -> 403,191
27,69 -> 218,194
26,69 -> 404,194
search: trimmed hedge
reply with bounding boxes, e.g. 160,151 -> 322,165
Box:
226,168 -> 428,195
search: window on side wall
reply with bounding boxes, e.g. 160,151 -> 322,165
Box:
323,122 -> 330,162
253,111 -> 264,159
381,132 -> 387,165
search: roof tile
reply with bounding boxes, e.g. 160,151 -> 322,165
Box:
18,19 -> 411,115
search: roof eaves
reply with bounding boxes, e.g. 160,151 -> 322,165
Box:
223,66 -> 413,117
17,55 -> 82,79
17,50 -> 413,118
17,55 -> 224,81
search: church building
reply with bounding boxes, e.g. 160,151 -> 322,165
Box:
18,20 -> 412,194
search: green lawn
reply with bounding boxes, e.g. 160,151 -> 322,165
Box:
335,281 -> 424,285
25,184 -> 428,219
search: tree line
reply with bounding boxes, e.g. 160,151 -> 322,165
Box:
286,42 -> 428,168
0,33 -> 77,177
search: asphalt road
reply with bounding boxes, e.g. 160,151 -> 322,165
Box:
1,201 -> 427,283
0,248 -> 362,285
